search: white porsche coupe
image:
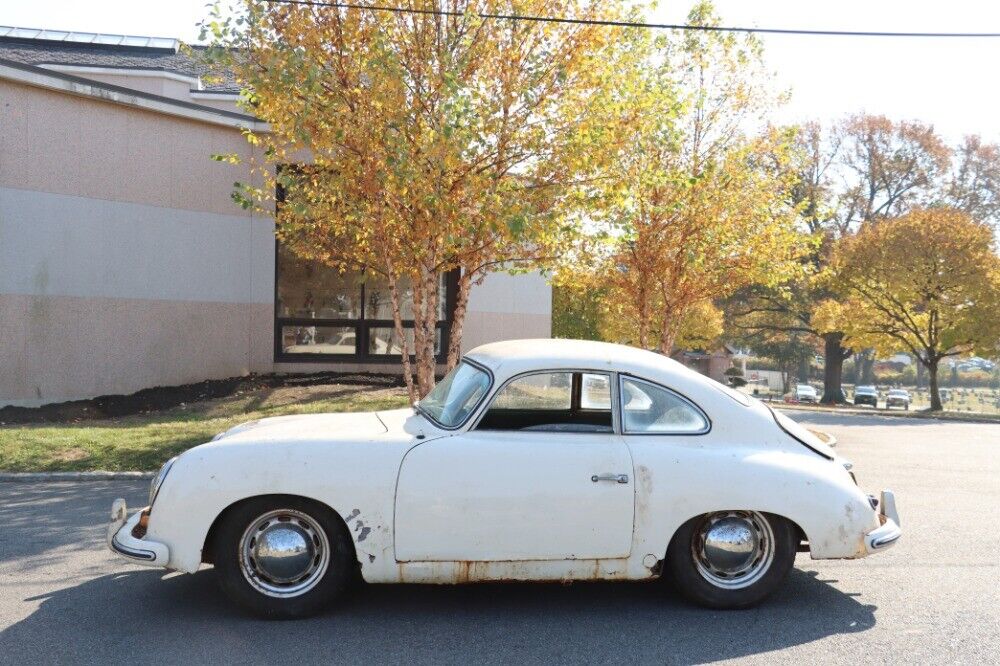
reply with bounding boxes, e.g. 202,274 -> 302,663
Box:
108,339 -> 900,618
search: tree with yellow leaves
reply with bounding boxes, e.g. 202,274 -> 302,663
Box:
203,0 -> 633,399
575,2 -> 806,355
827,208 -> 1000,410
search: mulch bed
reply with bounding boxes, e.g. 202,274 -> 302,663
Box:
0,372 -> 404,425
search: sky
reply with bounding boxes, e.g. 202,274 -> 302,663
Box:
3,0 -> 999,143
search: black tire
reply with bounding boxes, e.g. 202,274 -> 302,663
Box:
212,495 -> 355,619
665,511 -> 797,609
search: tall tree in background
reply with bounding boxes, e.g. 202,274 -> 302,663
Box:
834,114 -> 951,232
833,115 -> 952,385
945,135 -> 1000,224
725,122 -> 847,400
572,2 -> 805,354
203,0 -> 631,398
728,115 -> 1000,400
827,208 -> 1000,410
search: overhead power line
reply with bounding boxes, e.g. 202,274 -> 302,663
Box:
261,0 -> 1000,38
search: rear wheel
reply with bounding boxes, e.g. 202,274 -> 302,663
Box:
212,496 -> 354,619
666,511 -> 797,609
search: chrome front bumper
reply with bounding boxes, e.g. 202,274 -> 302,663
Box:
864,490 -> 901,554
107,498 -> 170,567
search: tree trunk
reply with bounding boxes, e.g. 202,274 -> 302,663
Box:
386,272 -> 417,404
638,314 -> 650,350
916,361 -> 926,389
860,350 -> 875,385
821,332 -> 848,403
658,324 -> 675,356
411,266 -> 438,398
637,284 -> 650,349
797,356 -> 810,384
928,357 -> 942,411
658,305 -> 676,355
446,270 -> 473,371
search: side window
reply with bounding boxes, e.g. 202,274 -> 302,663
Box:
580,373 -> 612,409
490,372 -> 572,411
621,377 -> 709,434
477,371 -> 613,433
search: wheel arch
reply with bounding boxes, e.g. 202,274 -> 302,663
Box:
663,509 -> 808,561
201,493 -> 358,567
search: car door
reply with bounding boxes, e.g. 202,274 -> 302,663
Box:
394,370 -> 635,562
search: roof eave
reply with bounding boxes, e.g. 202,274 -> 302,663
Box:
0,57 -> 268,132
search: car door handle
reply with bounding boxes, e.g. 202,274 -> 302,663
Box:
591,473 -> 629,484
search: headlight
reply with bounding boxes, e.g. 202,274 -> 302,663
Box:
149,457 -> 177,506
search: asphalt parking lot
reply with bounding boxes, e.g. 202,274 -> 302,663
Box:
0,411 -> 997,665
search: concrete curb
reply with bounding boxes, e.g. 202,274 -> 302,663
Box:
777,402 -> 1000,424
0,471 -> 154,482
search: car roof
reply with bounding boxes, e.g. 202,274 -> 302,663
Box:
466,338 -> 680,376
463,338 -> 782,437
464,338 -> 743,403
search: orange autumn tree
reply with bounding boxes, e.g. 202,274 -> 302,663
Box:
203,1 -> 632,399
574,2 -> 805,354
826,208 -> 1000,411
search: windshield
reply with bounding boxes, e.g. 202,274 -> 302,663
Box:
856,386 -> 877,394
416,361 -> 492,428
889,390 -> 908,396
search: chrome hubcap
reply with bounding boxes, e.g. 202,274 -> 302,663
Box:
692,511 -> 774,590
239,509 -> 330,598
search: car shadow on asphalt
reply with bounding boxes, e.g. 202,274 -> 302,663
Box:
0,481 -> 148,567
1,565 -> 876,665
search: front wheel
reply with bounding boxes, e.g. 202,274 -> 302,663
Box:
212,496 -> 355,619
665,511 -> 797,609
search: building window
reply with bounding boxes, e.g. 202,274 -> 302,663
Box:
274,244 -> 455,362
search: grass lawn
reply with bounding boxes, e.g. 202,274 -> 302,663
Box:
0,384 -> 409,473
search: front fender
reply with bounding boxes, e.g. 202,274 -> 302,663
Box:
144,439 -> 407,574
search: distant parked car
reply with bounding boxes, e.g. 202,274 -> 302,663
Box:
885,389 -> 911,410
795,384 -> 818,403
853,386 -> 879,408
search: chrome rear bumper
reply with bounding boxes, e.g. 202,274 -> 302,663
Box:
864,490 -> 901,554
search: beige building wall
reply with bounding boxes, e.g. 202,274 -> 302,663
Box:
462,271 -> 552,352
0,78 -> 273,407
0,71 -> 552,407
